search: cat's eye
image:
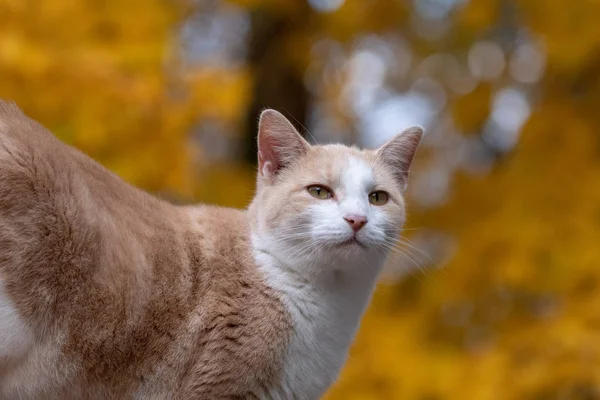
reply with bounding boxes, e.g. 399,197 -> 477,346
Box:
307,185 -> 333,200
369,191 -> 389,206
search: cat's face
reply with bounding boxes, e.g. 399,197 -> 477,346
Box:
250,110 -> 422,275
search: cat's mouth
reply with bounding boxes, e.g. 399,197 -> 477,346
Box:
337,237 -> 366,248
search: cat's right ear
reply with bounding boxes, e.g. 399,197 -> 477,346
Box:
257,109 -> 309,181
376,126 -> 423,191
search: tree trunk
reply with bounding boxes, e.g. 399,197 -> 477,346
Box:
242,5 -> 312,164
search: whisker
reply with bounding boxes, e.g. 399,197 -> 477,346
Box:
397,237 -> 434,262
376,241 -> 432,278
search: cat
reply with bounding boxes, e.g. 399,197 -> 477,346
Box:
0,100 -> 422,399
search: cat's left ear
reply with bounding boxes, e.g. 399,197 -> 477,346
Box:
376,126 -> 423,191
257,109 -> 310,181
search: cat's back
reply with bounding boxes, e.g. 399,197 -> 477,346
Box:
0,100 -> 164,222
0,100 -> 171,267
0,100 -> 61,213
0,100 -> 171,397
0,102 -> 292,399
0,99 -> 166,322
0,100 -> 95,300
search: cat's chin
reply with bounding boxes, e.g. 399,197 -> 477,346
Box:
323,238 -> 376,262
336,237 -> 366,249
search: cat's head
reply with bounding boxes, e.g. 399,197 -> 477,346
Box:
249,109 -> 422,276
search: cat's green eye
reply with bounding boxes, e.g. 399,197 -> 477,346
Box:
307,185 -> 333,200
369,191 -> 389,206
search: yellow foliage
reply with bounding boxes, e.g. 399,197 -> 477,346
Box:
0,0 -> 252,199
451,83 -> 492,134
517,0 -> 600,70
456,0 -> 500,35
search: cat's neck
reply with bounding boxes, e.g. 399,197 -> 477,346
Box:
250,232 -> 383,398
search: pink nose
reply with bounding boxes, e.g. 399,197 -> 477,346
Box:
344,214 -> 368,232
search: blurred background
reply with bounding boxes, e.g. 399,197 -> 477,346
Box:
2,0 -> 600,398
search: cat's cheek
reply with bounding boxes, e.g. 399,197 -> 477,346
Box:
366,223 -> 402,253
381,204 -> 406,230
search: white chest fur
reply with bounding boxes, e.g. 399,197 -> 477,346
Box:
255,251 -> 381,399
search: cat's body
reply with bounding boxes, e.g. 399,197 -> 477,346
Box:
0,100 -> 422,399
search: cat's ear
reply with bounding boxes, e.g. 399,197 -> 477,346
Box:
376,126 -> 423,191
257,109 -> 309,180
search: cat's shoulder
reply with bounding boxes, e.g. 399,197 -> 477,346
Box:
190,205 -> 247,225
184,205 -> 250,252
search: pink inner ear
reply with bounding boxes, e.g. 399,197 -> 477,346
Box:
258,151 -> 277,176
258,134 -> 281,176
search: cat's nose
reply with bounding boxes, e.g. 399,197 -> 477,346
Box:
344,214 -> 368,232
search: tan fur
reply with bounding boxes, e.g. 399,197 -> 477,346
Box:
0,101 -> 291,399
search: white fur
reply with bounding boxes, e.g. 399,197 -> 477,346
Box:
0,280 -> 86,399
0,279 -> 33,367
0,278 -> 37,398
253,157 -> 398,399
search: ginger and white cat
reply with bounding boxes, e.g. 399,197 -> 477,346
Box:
0,100 -> 422,399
